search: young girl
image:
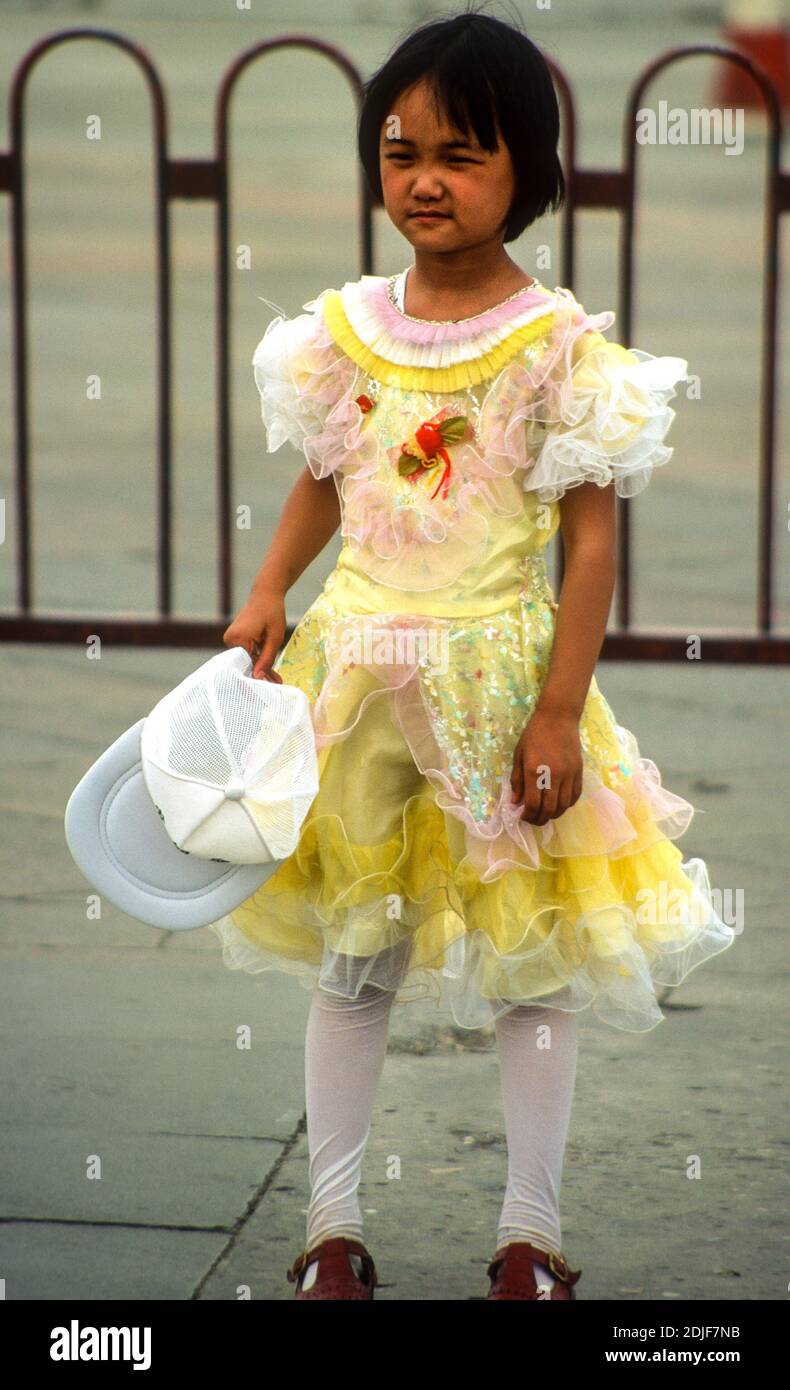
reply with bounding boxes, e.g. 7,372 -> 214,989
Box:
213,10 -> 736,1300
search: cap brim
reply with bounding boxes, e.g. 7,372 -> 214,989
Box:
64,719 -> 280,930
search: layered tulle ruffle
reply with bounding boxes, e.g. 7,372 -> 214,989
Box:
208,587 -> 736,1032
252,288 -> 365,480
334,271 -> 557,381
477,299 -> 689,502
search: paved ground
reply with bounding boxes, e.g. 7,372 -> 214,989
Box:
0,0 -> 788,1303
1,643 -> 786,1301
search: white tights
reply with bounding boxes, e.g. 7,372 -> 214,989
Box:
302,973 -> 578,1276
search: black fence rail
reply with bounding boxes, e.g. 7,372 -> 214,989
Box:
1,29 -> 788,661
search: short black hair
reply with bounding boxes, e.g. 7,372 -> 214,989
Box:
357,5 -> 565,243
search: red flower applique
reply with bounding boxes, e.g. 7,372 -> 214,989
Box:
397,408 -> 472,501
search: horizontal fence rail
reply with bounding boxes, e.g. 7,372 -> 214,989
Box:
0,28 -> 788,661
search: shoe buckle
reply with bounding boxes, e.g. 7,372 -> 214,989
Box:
546,1250 -> 568,1281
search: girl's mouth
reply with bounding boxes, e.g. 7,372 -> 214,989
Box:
410,212 -> 450,221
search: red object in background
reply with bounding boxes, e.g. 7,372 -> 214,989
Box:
712,8 -> 790,111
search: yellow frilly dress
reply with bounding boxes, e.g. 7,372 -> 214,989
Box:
207,268 -> 736,1032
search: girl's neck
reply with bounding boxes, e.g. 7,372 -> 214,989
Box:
403,253 -> 535,320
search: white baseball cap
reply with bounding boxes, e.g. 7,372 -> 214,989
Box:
64,646 -> 319,930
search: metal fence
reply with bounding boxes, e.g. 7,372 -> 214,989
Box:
1,28 -> 788,661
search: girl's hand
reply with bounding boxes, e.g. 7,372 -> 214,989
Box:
510,708 -> 584,825
223,589 -> 286,683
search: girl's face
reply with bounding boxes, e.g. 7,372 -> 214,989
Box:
379,77 -> 516,256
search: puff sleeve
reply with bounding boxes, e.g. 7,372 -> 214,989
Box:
521,309 -> 689,503
251,290 -> 359,479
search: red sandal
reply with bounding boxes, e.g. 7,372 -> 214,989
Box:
286,1236 -> 379,1300
486,1240 -> 581,1300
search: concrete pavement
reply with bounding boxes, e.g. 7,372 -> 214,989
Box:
0,642 -> 785,1300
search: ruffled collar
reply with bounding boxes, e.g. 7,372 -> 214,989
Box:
388,266 -> 550,325
319,271 -> 565,392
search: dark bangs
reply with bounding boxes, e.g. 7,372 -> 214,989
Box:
357,9 -> 565,242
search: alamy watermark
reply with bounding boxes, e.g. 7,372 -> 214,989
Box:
635,883 -> 744,935
636,101 -> 744,156
338,623 -> 450,675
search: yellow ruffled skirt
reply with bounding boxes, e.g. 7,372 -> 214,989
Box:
208,568 -> 736,1032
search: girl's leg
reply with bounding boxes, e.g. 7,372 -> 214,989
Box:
492,1001 -> 579,1284
301,976 -> 398,1285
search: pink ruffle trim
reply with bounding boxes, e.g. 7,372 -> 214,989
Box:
252,289 -> 365,481
362,274 -> 557,349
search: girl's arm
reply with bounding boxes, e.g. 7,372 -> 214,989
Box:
510,481 -> 616,824
223,467 -> 340,679
512,297 -> 687,824
250,466 -> 341,596
534,481 -> 617,720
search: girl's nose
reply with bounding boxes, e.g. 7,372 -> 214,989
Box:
411,171 -> 445,197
